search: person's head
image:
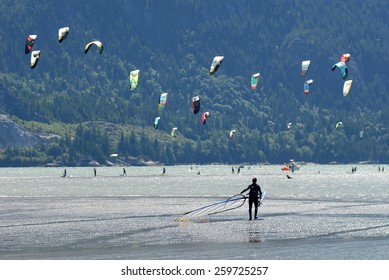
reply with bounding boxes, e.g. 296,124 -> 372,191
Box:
252,177 -> 257,183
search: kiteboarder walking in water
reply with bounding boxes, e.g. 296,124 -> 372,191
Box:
241,178 -> 262,220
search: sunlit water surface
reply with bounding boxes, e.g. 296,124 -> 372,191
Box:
1,164 -> 388,259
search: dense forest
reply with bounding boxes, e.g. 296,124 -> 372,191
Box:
0,0 -> 389,166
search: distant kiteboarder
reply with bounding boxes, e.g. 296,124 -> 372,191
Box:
94,168 -> 97,177
163,167 -> 166,175
62,169 -> 67,177
122,168 -> 127,176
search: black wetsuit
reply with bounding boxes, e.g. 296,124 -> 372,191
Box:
241,183 -> 262,220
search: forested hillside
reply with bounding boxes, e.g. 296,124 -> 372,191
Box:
1,0 -> 389,166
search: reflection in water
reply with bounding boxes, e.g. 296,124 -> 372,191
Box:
248,224 -> 262,243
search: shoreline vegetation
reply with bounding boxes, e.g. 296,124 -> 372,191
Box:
0,116 -> 385,167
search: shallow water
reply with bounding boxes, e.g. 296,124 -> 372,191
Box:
0,164 -> 388,259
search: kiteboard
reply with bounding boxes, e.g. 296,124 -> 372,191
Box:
260,190 -> 267,203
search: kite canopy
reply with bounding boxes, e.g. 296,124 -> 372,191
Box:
332,61 -> 348,80
332,53 -> 350,80
171,127 -> 178,137
341,53 -> 351,63
336,121 -> 343,130
158,92 -> 168,111
30,50 -> 41,69
343,80 -> 352,96
201,112 -> 210,125
58,27 -> 69,43
209,56 -> 224,75
304,79 -> 314,95
84,40 -> 104,54
154,117 -> 160,129
130,69 -> 140,90
25,35 -> 37,54
251,73 -> 260,90
192,96 -> 200,114
301,60 -> 311,76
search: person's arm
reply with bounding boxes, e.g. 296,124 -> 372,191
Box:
240,186 -> 249,194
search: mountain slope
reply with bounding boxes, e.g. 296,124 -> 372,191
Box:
0,0 -> 388,164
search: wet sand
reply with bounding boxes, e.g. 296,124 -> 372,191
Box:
1,196 -> 389,260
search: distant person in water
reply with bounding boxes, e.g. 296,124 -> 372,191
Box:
122,168 -> 127,176
232,167 -> 235,174
241,177 -> 262,220
94,168 -> 97,177
163,167 -> 166,174
62,169 -> 67,177
237,167 -> 241,174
